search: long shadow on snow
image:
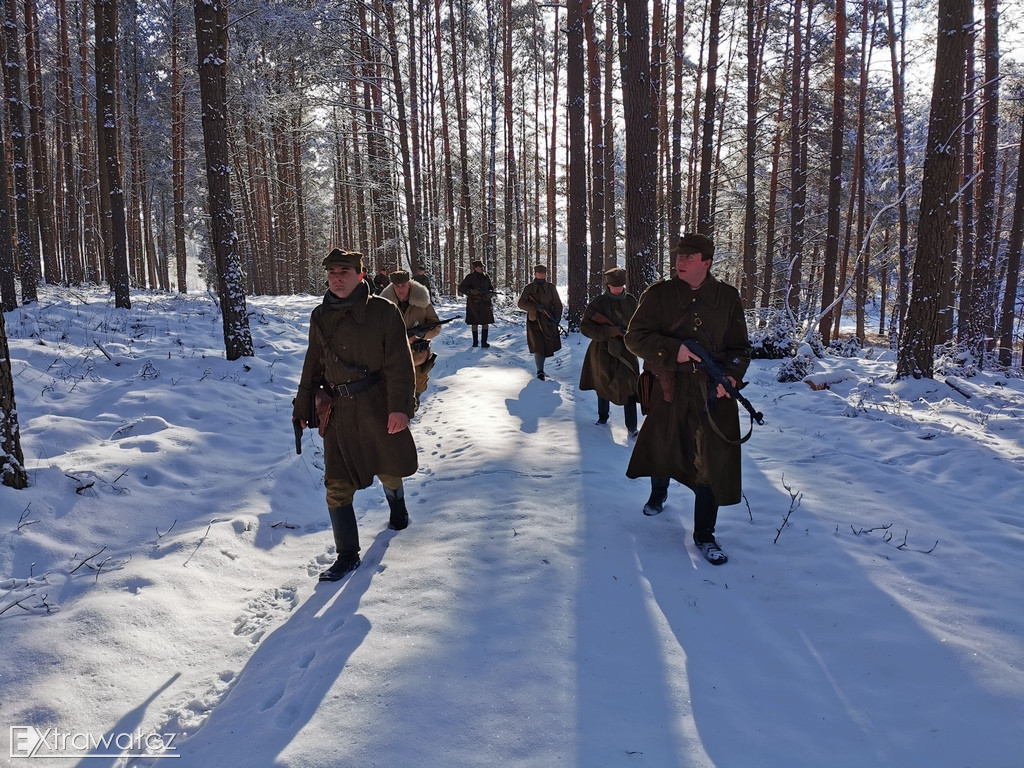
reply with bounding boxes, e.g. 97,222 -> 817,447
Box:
634,455 -> 1021,768
157,531 -> 392,767
572,363 -> 697,766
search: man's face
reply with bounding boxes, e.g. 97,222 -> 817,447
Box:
535,271 -> 546,281
608,284 -> 625,296
675,251 -> 711,288
327,265 -> 364,298
393,282 -> 411,302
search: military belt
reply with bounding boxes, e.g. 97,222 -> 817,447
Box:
326,371 -> 380,398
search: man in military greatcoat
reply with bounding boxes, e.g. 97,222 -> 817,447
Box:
579,267 -> 640,436
458,260 -> 496,348
517,264 -> 562,380
624,234 -> 752,565
292,249 -> 419,581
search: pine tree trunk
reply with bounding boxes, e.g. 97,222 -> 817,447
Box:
56,0 -> 82,285
602,0 -> 616,271
171,0 -> 188,292
669,0 -> 685,256
566,0 -> 588,328
818,0 -> 845,344
786,0 -> 807,317
94,0 -> 130,308
965,0 -> 1000,362
193,0 -> 253,360
886,0 -> 910,340
24,0 -> 57,285
583,0 -> 604,297
741,0 -> 766,306
433,0 -> 456,292
996,105 -> 1023,367
0,113 -> 16,311
79,0 -> 102,284
619,0 -> 659,288
957,11 -> 976,344
896,0 -> 970,379
696,0 -> 720,234
0,307 -> 27,489
384,0 -> 421,269
3,0 -> 39,303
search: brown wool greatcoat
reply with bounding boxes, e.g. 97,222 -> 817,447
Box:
458,270 -> 496,325
624,274 -> 751,505
293,290 -> 418,490
517,280 -> 563,357
579,291 -> 639,405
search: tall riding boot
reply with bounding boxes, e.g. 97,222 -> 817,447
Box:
643,477 -> 670,516
384,484 -> 410,531
472,325 -> 479,347
481,325 -> 490,348
321,505 -> 360,581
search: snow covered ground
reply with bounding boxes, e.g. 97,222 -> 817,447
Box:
2,285 -> 1022,767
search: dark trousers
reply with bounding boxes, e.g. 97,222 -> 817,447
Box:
649,478 -> 719,541
598,396 -> 638,432
693,484 -> 718,542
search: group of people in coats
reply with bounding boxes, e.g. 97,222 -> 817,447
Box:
293,232 -> 752,580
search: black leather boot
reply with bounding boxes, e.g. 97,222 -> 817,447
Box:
472,326 -> 479,347
384,485 -> 410,531
320,505 -> 360,581
481,326 -> 490,348
643,477 -> 670,516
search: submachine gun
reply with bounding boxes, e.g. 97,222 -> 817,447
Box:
683,338 -> 764,427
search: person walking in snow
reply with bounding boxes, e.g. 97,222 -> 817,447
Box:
579,267 -> 640,436
380,269 -> 442,410
517,263 -> 562,380
411,264 -> 432,298
624,233 -> 752,565
458,260 -> 496,348
292,249 -> 418,581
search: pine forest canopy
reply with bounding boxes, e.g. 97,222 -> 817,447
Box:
0,0 -> 1021,371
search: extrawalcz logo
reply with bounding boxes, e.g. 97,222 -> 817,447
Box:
10,726 -> 179,759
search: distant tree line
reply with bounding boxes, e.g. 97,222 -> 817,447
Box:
0,0 -> 1021,380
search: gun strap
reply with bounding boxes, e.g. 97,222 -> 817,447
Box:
700,385 -> 755,445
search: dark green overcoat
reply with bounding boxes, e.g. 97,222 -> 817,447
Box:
458,270 -> 496,325
624,275 -> 751,505
293,288 -> 418,489
517,279 -> 563,357
578,291 -> 639,405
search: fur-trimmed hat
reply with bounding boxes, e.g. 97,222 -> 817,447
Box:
471,260 -> 485,269
533,264 -> 548,275
323,248 -> 364,271
670,233 -> 715,258
604,267 -> 626,287
389,270 -> 411,285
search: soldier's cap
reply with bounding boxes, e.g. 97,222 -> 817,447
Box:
471,260 -> 485,268
671,233 -> 715,259
389,270 -> 411,285
323,248 -> 364,271
533,264 -> 548,274
604,267 -> 627,287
